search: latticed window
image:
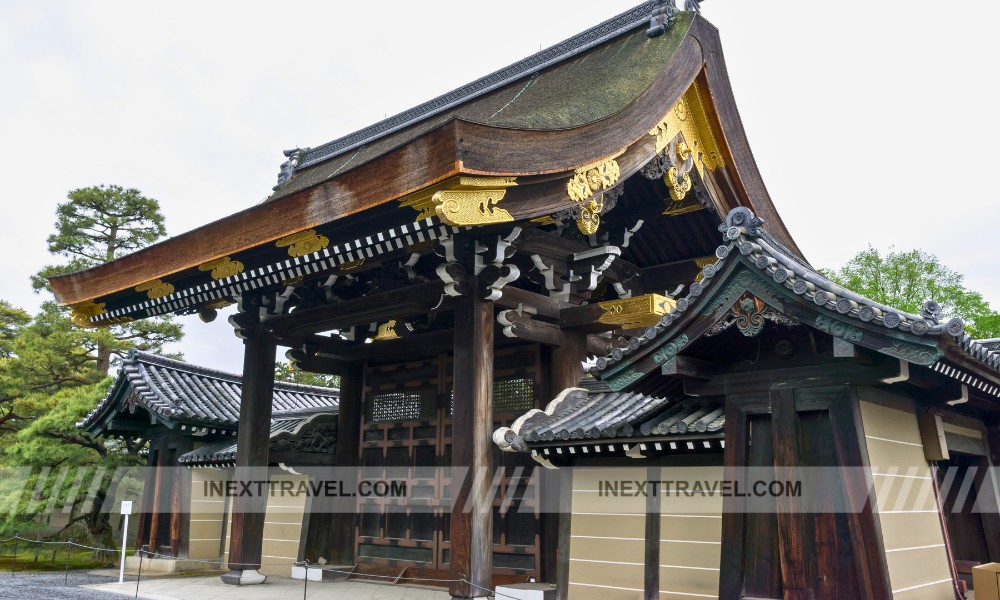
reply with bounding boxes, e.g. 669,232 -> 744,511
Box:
368,391 -> 423,422
448,376 -> 534,416
493,377 -> 534,414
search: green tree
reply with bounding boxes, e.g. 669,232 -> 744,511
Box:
274,361 -> 340,388
823,246 -> 1000,338
33,184 -> 182,373
0,185 -> 182,546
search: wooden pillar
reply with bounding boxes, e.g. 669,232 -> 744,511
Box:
544,331 -> 585,594
980,419 -> 1000,561
718,394 -> 750,599
643,465 -> 661,600
146,442 -> 166,553
169,436 -> 194,558
770,389 -> 811,600
135,441 -> 158,551
221,335 -> 276,585
449,287 -> 494,599
305,362 -> 362,565
830,387 -> 891,599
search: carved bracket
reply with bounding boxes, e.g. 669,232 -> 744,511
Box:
229,286 -> 297,340
436,262 -> 471,298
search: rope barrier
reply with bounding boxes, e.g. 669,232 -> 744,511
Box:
2,535 -> 537,599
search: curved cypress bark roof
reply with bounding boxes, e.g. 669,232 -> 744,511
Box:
49,3 -> 800,320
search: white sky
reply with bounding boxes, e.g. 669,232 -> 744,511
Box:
1,1 -> 998,375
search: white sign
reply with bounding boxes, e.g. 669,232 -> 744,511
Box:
119,500 -> 132,584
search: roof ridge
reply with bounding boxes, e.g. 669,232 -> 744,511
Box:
125,349 -> 338,395
282,1 -> 658,178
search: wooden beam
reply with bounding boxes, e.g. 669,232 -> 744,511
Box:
449,285 -> 494,597
495,286 -> 569,320
641,259 -> 702,293
266,281 -> 448,339
684,358 -> 907,397
105,418 -> 154,432
221,336 -> 276,585
661,355 -> 718,379
559,302 -> 614,332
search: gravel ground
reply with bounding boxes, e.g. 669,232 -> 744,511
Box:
0,571 -> 125,599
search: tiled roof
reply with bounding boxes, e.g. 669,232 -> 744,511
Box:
494,387 -> 723,453
595,208 -> 1000,381
80,350 -> 339,433
177,411 -> 334,466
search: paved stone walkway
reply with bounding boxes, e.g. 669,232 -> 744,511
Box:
85,573 -> 452,600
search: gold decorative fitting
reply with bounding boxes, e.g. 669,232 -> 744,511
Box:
135,279 -> 175,300
276,229 -> 330,257
281,275 -> 304,287
662,197 -> 703,217
398,176 -> 517,221
433,189 -> 514,226
203,297 -> 235,310
69,301 -> 106,328
530,215 -> 557,226
198,256 -> 244,280
372,320 -> 399,341
648,85 -> 726,179
577,197 -> 603,235
338,258 -> 365,272
665,141 -> 695,201
693,256 -> 717,283
598,293 -> 677,330
567,157 -> 621,203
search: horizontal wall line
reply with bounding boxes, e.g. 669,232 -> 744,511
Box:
885,543 -> 945,553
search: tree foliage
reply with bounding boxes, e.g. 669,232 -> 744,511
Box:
274,361 -> 340,389
34,184 -> 182,373
823,246 -> 1000,338
0,184 -> 180,545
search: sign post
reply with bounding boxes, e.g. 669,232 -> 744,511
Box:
119,500 -> 132,584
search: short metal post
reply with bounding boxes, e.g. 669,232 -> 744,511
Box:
64,539 -> 71,585
11,538 -> 17,576
303,562 -> 309,600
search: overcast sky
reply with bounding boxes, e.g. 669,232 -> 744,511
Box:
2,1 -> 998,375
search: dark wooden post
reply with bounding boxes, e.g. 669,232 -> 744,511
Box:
146,443 -> 166,553
544,331 -> 585,596
771,389 -> 811,600
312,362 -> 363,565
449,283 -> 494,598
643,465 -> 661,600
135,442 -> 158,551
980,419 -> 1000,561
221,335 -> 277,585
169,436 -> 194,558
830,387 -> 891,599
